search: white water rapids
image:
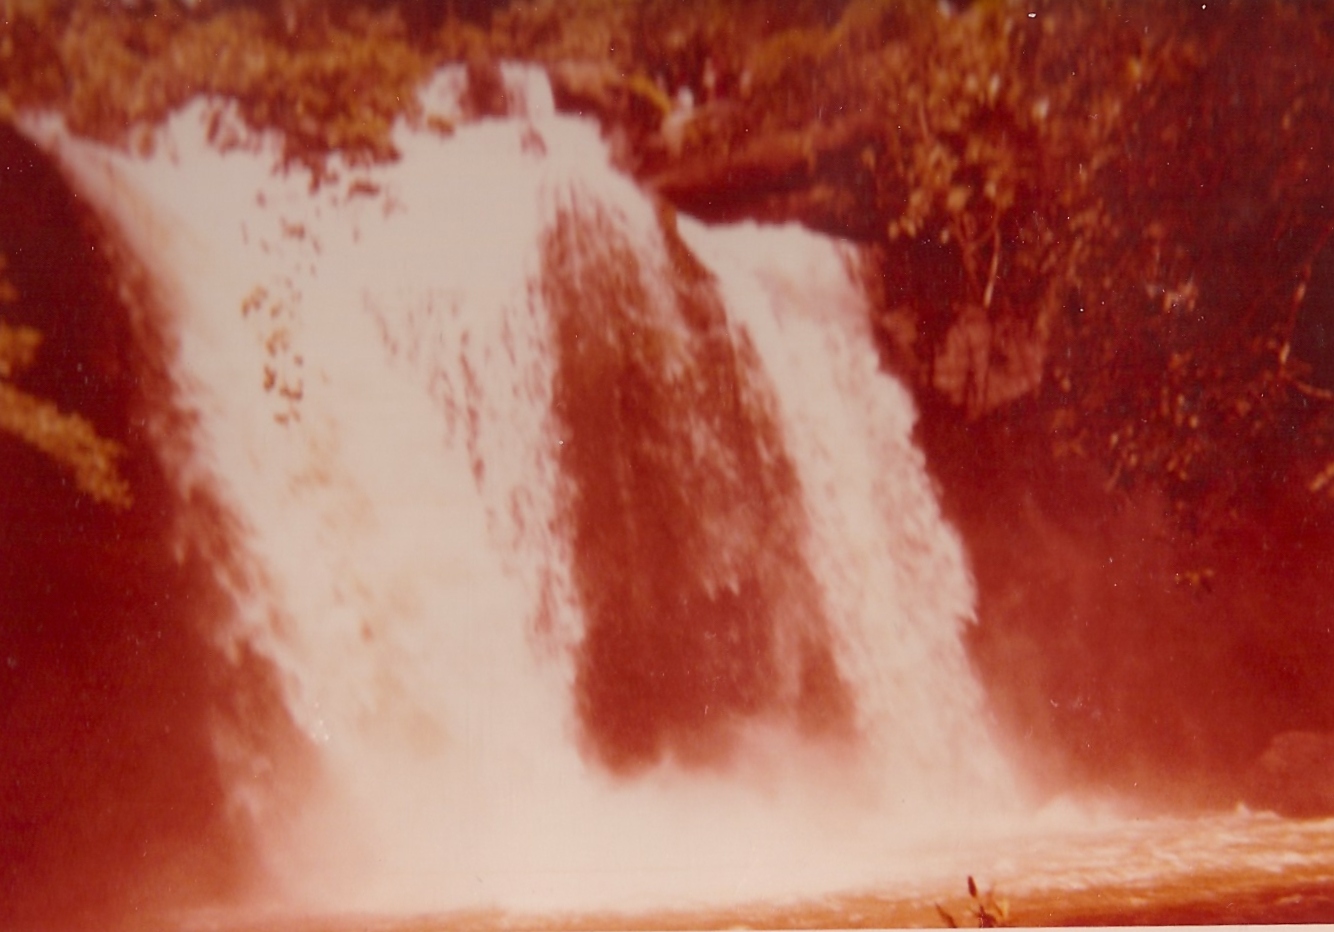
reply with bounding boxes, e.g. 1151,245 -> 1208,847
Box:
22,66 -> 1034,918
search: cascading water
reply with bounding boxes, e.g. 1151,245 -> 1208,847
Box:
25,65 -> 1017,917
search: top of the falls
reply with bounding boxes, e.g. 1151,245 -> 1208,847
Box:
417,61 -> 556,129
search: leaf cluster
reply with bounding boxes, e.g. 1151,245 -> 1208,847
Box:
4,0 -> 432,176
0,253 -> 131,508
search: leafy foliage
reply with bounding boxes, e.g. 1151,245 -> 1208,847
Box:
0,253 -> 131,508
1,0 -> 1331,529
617,0 -> 1334,527
5,1 -> 432,176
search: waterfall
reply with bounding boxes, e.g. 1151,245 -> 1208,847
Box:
25,66 -> 1014,917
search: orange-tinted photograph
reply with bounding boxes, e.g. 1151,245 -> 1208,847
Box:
2,1 -> 1332,929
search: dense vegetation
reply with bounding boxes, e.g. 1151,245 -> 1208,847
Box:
2,0 -> 1331,543
0,264 -> 131,509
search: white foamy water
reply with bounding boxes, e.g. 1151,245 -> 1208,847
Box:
683,219 -> 996,809
24,67 -> 1025,918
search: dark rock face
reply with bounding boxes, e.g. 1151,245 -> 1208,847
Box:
0,123 -> 299,930
464,55 -> 510,119
1293,244 -> 1334,390
541,202 -> 853,772
914,397 -> 1334,811
646,116 -> 887,240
